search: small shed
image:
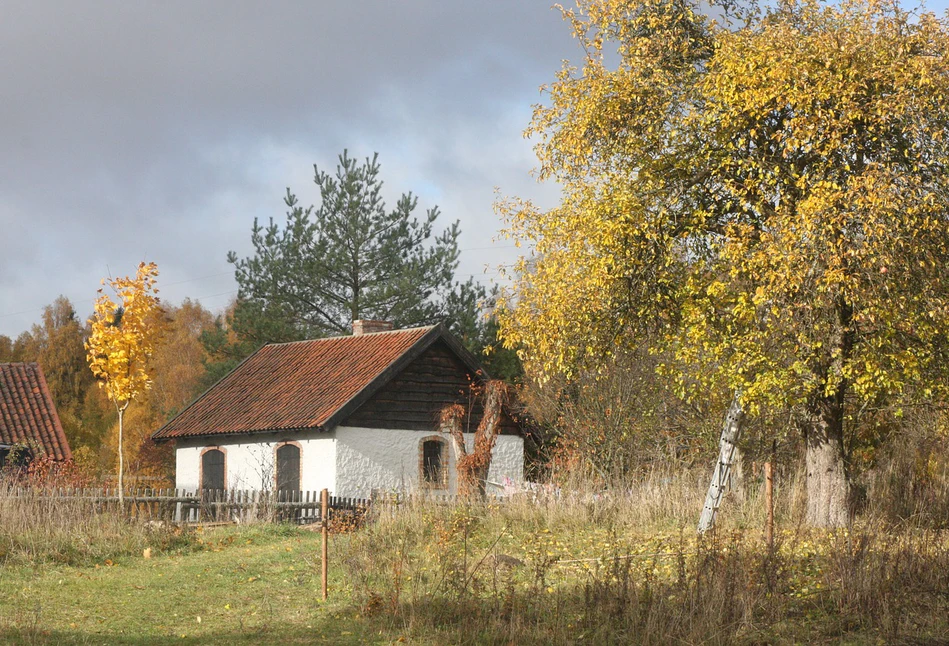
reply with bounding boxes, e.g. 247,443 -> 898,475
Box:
0,362 -> 72,468
152,323 -> 523,497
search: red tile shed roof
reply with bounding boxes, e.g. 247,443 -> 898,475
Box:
153,325 -> 477,441
0,363 -> 72,461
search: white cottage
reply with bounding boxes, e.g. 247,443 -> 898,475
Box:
152,322 -> 524,498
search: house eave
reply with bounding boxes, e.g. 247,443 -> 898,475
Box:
154,425 -> 332,444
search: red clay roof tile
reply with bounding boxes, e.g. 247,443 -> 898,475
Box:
0,362 -> 72,461
152,325 -> 442,440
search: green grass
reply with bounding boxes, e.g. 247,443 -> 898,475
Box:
0,525 -> 375,645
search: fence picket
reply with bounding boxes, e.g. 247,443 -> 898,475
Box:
0,485 -> 374,525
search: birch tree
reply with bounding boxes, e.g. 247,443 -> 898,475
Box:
86,262 -> 161,501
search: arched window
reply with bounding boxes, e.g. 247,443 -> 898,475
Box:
420,437 -> 447,488
201,449 -> 225,491
276,444 -> 301,493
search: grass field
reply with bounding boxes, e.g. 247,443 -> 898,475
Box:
2,478 -> 949,644
0,524 -> 371,645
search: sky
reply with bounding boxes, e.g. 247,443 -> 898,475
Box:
0,1 -> 579,338
4,1 -> 949,339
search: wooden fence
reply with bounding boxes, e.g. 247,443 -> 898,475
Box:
0,486 -> 369,525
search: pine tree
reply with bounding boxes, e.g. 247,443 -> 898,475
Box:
228,150 -> 485,344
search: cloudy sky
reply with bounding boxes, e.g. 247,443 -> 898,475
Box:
5,1 -> 949,339
0,1 -> 579,337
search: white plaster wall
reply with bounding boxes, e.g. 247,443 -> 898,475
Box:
334,426 -> 524,498
484,435 -> 524,493
173,430 -> 336,493
173,427 -> 523,498
175,443 -> 201,491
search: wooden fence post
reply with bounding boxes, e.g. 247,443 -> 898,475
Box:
764,461 -> 774,549
765,440 -> 776,551
321,488 -> 329,601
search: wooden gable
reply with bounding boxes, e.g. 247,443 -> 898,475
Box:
343,339 -> 520,435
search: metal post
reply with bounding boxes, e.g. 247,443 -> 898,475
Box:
321,488 -> 328,601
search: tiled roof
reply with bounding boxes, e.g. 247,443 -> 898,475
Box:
153,325 -> 455,440
0,363 -> 72,461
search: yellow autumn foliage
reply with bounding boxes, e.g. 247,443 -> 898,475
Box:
86,262 -> 161,409
498,0 -> 949,415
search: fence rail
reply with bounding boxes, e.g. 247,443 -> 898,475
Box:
0,486 -> 370,525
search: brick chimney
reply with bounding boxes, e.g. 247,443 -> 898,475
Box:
352,320 -> 394,336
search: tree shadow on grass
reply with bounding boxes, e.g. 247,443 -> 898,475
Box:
0,622 -> 374,645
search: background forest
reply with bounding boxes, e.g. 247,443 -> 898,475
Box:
0,295 -> 210,482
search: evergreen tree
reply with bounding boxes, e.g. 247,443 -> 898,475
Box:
227,150 -> 487,345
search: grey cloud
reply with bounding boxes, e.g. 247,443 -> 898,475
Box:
0,1 -> 578,336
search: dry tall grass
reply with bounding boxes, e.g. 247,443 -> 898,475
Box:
0,485 -> 193,566
342,470 -> 949,644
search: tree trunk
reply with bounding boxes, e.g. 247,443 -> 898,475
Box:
469,381 -> 506,497
441,404 -> 467,463
803,398 -> 850,527
728,444 -> 745,503
117,405 -> 125,505
803,294 -> 854,528
440,381 -> 507,499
